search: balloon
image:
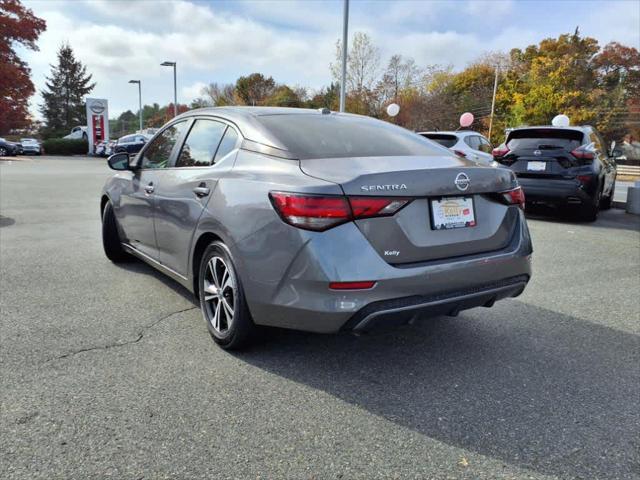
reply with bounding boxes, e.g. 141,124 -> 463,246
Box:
386,103 -> 400,117
459,112 -> 474,128
552,114 -> 570,127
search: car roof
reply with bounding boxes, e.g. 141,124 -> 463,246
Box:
172,106 -> 378,153
417,130 -> 483,137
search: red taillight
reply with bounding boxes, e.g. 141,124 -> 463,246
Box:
452,149 -> 467,158
492,144 -> 510,157
329,281 -> 376,290
501,186 -> 525,210
576,174 -> 594,184
269,192 -> 410,231
348,197 -> 410,219
571,147 -> 594,161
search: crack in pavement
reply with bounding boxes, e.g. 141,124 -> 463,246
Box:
49,306 -> 198,362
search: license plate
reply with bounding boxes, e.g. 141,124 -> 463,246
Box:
527,161 -> 546,171
431,196 -> 476,230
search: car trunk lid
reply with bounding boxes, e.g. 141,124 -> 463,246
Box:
299,155 -> 520,264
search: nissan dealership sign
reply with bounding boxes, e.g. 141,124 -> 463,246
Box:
85,98 -> 109,155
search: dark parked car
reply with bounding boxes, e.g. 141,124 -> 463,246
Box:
0,138 -> 19,156
492,126 -> 617,221
102,107 -> 532,350
114,134 -> 148,154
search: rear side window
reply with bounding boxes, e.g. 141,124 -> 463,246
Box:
213,127 -> 239,163
506,129 -> 583,151
176,119 -> 226,167
141,121 -> 188,169
420,133 -> 458,148
258,114 -> 443,159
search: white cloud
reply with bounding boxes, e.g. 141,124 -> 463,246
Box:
182,81 -> 208,102
19,0 -> 639,119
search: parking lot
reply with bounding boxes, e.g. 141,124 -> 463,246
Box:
1,156 -> 639,479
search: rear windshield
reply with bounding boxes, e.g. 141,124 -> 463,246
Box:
507,129 -> 583,151
420,133 -> 457,148
257,114 -> 444,159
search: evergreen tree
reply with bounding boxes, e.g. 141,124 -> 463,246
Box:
40,44 -> 95,137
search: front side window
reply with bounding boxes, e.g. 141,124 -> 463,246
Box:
175,120 -> 226,167
141,121 -> 187,169
477,137 -> 493,153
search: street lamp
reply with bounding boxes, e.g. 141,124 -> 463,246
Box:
161,61 -> 177,117
339,0 -> 349,113
128,80 -> 142,131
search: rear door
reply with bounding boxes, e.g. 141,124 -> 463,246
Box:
154,119 -> 241,276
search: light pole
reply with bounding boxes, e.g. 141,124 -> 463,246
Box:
488,65 -> 500,143
339,0 -> 349,113
128,80 -> 142,131
161,61 -> 178,117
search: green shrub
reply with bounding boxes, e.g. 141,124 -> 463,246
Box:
42,138 -> 88,155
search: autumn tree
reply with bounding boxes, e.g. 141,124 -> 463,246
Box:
40,44 -> 95,137
0,0 -> 46,134
234,73 -> 276,106
331,32 -> 381,94
198,82 -> 236,107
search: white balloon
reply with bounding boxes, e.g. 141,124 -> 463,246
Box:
386,103 -> 400,117
552,114 -> 570,127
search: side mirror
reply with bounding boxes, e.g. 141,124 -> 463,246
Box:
611,148 -> 623,158
107,152 -> 131,171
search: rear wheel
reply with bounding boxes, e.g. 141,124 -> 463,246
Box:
198,242 -> 256,350
579,187 -> 602,222
102,201 -> 129,262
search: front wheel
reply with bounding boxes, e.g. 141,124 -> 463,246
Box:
199,242 -> 256,350
102,202 -> 129,262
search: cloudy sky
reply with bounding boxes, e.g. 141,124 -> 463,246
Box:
19,0 -> 640,119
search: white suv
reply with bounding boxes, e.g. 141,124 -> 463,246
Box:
418,130 -> 498,167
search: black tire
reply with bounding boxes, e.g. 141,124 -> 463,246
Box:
102,202 -> 129,262
600,181 -> 615,210
0,147 -> 7,156
198,241 -> 256,350
579,188 -> 602,222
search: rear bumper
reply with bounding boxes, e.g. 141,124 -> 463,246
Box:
517,177 -> 594,205
342,275 -> 528,332
238,209 -> 533,333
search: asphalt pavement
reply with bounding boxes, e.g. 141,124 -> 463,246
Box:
1,156 -> 639,479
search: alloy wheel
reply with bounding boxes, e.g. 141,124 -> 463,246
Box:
203,256 -> 236,334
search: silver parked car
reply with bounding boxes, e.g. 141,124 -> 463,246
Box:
418,130 -> 498,167
102,107 -> 532,349
20,138 -> 42,155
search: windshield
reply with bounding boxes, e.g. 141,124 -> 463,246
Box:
420,133 -> 458,148
257,114 -> 445,159
507,128 -> 583,151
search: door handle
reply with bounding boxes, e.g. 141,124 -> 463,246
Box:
193,185 -> 210,197
144,182 -> 154,194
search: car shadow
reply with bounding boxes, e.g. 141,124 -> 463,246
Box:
237,301 -> 640,479
526,205 -> 640,231
114,259 -> 197,306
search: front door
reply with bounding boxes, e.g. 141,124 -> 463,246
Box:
117,120 -> 189,261
154,119 -> 240,276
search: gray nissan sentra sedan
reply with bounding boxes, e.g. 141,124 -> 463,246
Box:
102,107 -> 532,349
